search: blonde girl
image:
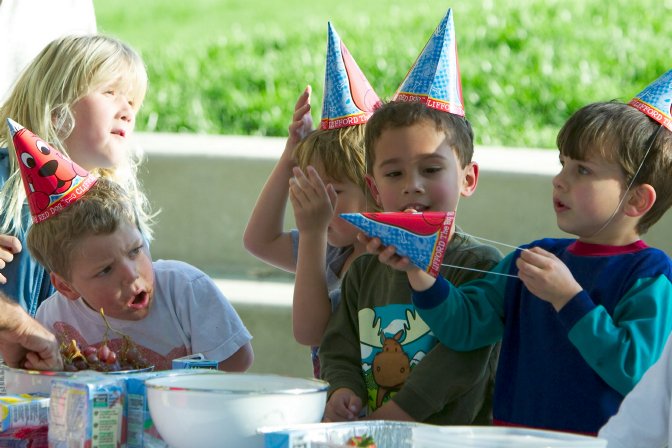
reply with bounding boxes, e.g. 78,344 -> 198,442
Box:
0,34 -> 154,315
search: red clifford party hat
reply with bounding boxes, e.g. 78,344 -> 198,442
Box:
629,69 -> 672,132
7,118 -> 97,224
320,22 -> 381,130
393,8 -> 464,116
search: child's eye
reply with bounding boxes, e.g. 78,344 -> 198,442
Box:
577,165 -> 591,175
424,166 -> 442,174
129,245 -> 143,258
96,266 -> 112,277
384,171 -> 401,178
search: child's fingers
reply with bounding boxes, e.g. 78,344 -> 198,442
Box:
291,166 -> 310,187
362,235 -> 383,254
292,102 -> 311,122
326,183 -> 338,208
293,85 -> 311,111
378,244 -> 401,265
518,247 -> 552,269
288,179 -> 308,208
305,165 -> 327,189
0,234 -> 21,254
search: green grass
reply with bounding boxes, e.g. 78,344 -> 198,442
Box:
94,0 -> 672,148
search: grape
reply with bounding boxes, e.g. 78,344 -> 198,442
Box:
105,350 -> 117,365
97,344 -> 112,363
73,359 -> 88,370
124,347 -> 140,364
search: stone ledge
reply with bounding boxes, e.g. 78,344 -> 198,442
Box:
135,132 -> 559,176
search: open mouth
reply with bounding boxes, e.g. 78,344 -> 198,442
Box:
553,198 -> 568,212
127,290 -> 150,310
401,204 -> 429,212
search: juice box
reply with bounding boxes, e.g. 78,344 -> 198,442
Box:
171,353 -> 218,370
48,377 -> 125,448
0,394 -> 49,431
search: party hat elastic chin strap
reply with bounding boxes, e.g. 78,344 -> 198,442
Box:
583,124 -> 662,240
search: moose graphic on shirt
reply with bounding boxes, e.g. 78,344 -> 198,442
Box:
359,305 -> 437,411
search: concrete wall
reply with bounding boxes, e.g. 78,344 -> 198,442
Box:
135,133 -> 672,378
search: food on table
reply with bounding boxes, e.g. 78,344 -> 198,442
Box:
59,308 -> 150,371
345,434 -> 376,447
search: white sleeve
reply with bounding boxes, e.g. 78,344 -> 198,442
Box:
176,272 -> 252,363
0,0 -> 97,100
598,333 -> 672,448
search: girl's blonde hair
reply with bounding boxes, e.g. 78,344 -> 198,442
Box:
0,34 -> 154,238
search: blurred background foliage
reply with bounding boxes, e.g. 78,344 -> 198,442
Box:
94,0 -> 672,148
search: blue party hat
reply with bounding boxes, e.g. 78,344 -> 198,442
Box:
393,8 -> 464,116
320,22 -> 381,130
629,69 -> 672,132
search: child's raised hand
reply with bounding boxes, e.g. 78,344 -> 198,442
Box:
322,387 -> 363,422
289,166 -> 336,235
516,246 -> 583,311
0,234 -> 22,284
286,85 -> 313,150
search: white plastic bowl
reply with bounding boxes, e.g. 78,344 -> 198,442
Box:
146,372 -> 328,448
4,365 -> 154,395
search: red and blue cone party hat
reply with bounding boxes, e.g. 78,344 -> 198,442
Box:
629,69 -> 672,132
320,22 -> 381,130
7,118 -> 97,224
393,8 -> 464,116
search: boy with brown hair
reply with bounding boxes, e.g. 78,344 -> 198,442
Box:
319,9 -> 502,424
8,120 -> 254,371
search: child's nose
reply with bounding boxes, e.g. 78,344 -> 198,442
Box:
403,174 -> 424,194
117,96 -> 135,123
552,171 -> 566,190
120,260 -> 140,284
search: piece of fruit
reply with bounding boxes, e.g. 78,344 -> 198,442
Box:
345,435 -> 376,447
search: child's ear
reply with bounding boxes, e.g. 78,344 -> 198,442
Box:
624,183 -> 656,218
50,272 -> 80,301
365,174 -> 383,208
460,162 -> 479,197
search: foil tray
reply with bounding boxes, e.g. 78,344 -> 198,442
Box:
260,421 -> 607,448
260,421 -> 421,448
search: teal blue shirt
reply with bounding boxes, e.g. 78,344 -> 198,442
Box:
413,238 -> 672,434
